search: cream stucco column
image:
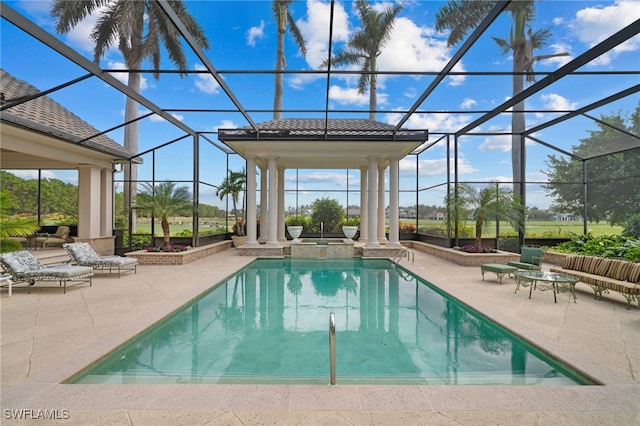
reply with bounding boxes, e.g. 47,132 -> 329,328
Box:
277,167 -> 286,241
378,164 -> 387,244
100,168 -> 113,237
388,157 -> 401,247
245,156 -> 259,246
259,165 -> 268,243
359,167 -> 368,243
366,157 -> 379,247
266,156 -> 280,247
77,164 -> 102,238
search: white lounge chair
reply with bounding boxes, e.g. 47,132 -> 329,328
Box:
0,250 -> 93,294
64,243 -> 138,278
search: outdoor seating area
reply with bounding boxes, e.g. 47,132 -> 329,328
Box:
0,249 -> 93,294
550,255 -> 640,309
64,242 -> 137,278
507,246 -> 544,270
34,226 -> 71,250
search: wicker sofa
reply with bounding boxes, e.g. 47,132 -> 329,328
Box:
550,255 -> 640,309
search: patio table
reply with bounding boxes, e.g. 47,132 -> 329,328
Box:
515,270 -> 579,303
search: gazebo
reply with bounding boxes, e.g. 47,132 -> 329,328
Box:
219,118 -> 428,253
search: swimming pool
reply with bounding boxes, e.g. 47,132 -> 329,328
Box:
70,258 -> 592,385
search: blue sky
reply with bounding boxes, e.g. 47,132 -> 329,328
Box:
2,0 -> 639,210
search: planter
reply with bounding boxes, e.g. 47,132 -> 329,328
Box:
287,226 -> 303,244
342,225 -> 358,242
231,235 -> 247,248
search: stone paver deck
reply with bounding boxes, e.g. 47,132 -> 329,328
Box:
1,247 -> 638,425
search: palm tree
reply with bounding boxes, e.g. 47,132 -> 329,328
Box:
137,181 -> 192,250
456,183 -> 524,249
215,169 -> 247,236
272,0 -> 307,120
435,1 -> 567,197
51,0 -> 209,231
322,0 -> 402,120
0,192 -> 40,253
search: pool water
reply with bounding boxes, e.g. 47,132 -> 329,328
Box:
71,258 -> 592,385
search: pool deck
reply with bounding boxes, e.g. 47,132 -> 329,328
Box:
1,247 -> 638,425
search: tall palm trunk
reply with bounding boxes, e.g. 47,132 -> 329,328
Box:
369,57 -> 377,120
123,72 -> 140,232
273,5 -> 286,120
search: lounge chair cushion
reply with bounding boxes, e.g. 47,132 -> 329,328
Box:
1,250 -> 45,272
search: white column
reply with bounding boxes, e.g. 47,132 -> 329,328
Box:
100,168 -> 113,238
366,157 -> 379,247
77,165 -> 102,238
259,165 -> 268,243
267,156 -> 280,247
378,164 -> 387,243
277,167 -> 286,241
245,156 -> 259,246
388,157 -> 401,247
359,167 -> 368,243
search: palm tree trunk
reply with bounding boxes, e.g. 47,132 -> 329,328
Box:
475,214 -> 484,249
124,71 -> 141,233
162,218 -> 170,249
273,5 -> 286,120
511,51 -> 525,199
369,58 -> 377,120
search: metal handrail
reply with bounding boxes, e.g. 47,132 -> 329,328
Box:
392,247 -> 414,264
329,312 -> 336,385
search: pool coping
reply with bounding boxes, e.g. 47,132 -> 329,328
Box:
2,254 -> 639,417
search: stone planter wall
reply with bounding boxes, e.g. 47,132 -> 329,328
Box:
125,241 -> 232,265
404,241 -> 520,267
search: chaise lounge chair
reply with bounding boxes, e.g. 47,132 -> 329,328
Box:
0,250 -> 93,294
64,243 -> 138,278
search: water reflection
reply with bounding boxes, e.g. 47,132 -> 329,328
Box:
73,259 -> 584,385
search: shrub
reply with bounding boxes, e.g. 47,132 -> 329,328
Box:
285,216 -> 309,227
551,232 -> 640,260
399,222 -> 417,233
0,238 -> 23,253
341,217 -> 360,226
623,214 -> 640,239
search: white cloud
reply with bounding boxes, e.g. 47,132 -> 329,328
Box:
384,110 -> 473,133
461,98 -> 477,109
400,157 -> 476,176
247,20 -> 265,47
328,86 -> 369,106
568,0 -> 640,65
296,171 -> 354,187
9,169 -> 56,180
107,61 -> 148,90
478,134 -> 511,152
298,0 -> 350,69
541,43 -> 573,68
540,93 -> 578,111
149,112 -> 184,123
214,119 -> 238,132
194,64 -> 220,94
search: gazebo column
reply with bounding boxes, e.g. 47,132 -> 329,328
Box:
266,156 -> 280,247
100,168 -> 113,238
259,165 -> 268,243
359,167 -> 368,243
277,167 -> 286,241
378,164 -> 387,244
388,157 -> 401,247
245,155 -> 259,246
77,164 -> 102,239
366,156 -> 379,247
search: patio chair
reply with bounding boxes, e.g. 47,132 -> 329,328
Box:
507,246 -> 544,271
64,242 -> 137,278
35,226 -> 70,249
0,250 -> 93,294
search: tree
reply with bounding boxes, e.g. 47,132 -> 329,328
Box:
310,198 -> 344,233
215,169 -> 247,236
453,183 -> 524,249
137,181 -> 192,250
321,0 -> 402,120
544,105 -> 640,226
51,0 -> 209,230
0,191 -> 40,253
272,0 -> 307,120
435,1 -> 568,198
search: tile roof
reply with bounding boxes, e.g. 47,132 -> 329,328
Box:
219,118 -> 428,141
0,69 -> 135,159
